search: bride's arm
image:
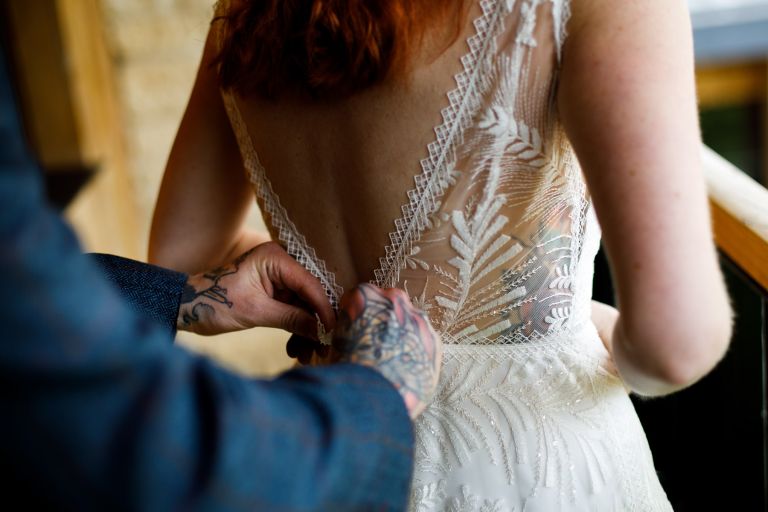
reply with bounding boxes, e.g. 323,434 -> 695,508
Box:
558,0 -> 733,396
149,29 -> 269,275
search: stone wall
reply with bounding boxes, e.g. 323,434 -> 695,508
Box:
100,0 -> 212,241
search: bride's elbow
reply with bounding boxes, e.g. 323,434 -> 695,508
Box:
658,334 -> 730,390
618,308 -> 733,395
667,315 -> 732,387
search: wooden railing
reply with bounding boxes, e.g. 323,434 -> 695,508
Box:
702,145 -> 768,291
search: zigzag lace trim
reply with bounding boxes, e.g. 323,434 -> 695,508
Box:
221,94 -> 344,309
374,0 -> 510,288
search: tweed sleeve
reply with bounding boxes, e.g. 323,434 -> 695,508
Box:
90,253 -> 187,337
1,41 -> 414,511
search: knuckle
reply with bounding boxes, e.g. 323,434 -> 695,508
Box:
261,241 -> 282,255
355,283 -> 377,297
281,310 -> 301,331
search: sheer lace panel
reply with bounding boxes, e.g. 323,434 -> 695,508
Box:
390,0 -> 597,345
374,0 -> 509,290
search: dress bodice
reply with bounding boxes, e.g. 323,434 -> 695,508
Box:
217,0 -> 600,346
213,2 -> 674,509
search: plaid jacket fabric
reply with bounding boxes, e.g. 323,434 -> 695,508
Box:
0,43 -> 413,511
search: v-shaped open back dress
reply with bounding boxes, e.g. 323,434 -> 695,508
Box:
214,1 -> 673,509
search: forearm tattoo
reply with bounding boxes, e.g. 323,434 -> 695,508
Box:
333,284 -> 440,414
177,249 -> 253,330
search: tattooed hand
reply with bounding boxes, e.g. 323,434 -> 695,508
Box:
177,242 -> 335,337
332,284 -> 442,419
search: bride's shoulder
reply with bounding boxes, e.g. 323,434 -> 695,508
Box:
566,0 -> 691,37
562,0 -> 693,74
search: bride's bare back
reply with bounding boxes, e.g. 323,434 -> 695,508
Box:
232,35 -> 465,291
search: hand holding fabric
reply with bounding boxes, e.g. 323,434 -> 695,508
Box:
177,242 -> 335,338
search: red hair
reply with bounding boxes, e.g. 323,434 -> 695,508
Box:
214,0 -> 466,99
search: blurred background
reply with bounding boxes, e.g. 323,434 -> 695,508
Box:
1,0 -> 767,510
1,0 -> 292,378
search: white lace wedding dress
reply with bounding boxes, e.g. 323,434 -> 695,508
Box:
215,0 -> 673,509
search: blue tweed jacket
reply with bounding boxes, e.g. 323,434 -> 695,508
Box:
0,42 -> 413,511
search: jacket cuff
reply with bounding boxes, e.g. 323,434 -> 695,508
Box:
89,254 -> 187,338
